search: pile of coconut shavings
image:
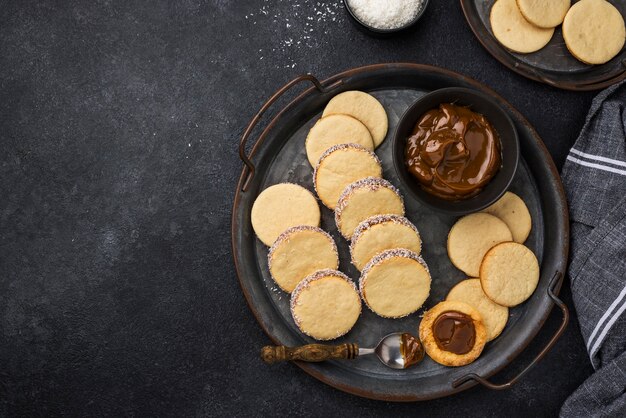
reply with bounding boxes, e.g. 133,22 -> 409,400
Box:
347,0 -> 424,30
243,0 -> 344,69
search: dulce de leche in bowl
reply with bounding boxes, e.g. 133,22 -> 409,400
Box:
392,87 -> 519,215
405,103 -> 502,200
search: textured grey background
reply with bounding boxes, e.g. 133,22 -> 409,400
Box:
0,0 -> 596,416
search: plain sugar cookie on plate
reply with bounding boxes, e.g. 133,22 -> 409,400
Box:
516,0 -> 570,28
314,143 -> 382,209
268,226 -> 339,293
290,269 -> 361,340
350,214 -> 422,271
563,0 -> 626,65
490,0 -> 555,53
359,249 -> 431,318
335,177 -> 405,240
480,242 -> 540,307
251,183 -> 320,246
480,191 -> 532,243
447,213 -> 512,277
447,278 -> 509,341
305,114 -> 374,167
322,91 -> 388,147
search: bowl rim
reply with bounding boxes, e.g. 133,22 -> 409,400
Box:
342,0 -> 430,34
391,86 -> 520,215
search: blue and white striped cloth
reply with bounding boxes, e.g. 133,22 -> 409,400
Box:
560,81 -> 626,417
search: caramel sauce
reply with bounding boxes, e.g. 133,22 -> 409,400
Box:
432,311 -> 476,355
405,103 -> 502,200
400,332 -> 424,368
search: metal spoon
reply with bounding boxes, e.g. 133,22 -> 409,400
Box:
261,332 -> 424,369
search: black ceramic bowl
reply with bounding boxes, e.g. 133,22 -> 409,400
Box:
392,87 -> 519,215
343,0 -> 429,37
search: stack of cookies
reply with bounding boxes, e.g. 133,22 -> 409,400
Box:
251,90 -> 432,340
490,0 -> 625,64
417,191 -> 539,366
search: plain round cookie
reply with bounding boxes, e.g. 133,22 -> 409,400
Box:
350,215 -> 422,271
516,0 -> 570,28
480,242 -> 540,307
480,191 -> 532,243
335,177 -> 405,240
305,114 -> 374,167
290,269 -> 361,340
251,183 -> 321,246
314,144 -> 382,209
447,213 -> 513,277
268,226 -> 339,293
563,0 -> 626,65
490,0 -> 555,53
322,91 -> 388,147
447,279 -> 509,341
359,249 -> 431,318
419,300 -> 487,367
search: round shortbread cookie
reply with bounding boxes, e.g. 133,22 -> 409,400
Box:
419,300 -> 487,367
335,177 -> 405,240
305,114 -> 374,167
268,226 -> 339,293
480,242 -> 540,307
251,183 -> 321,246
314,143 -> 382,209
350,214 -> 422,271
447,213 -> 513,277
290,269 -> 361,340
447,279 -> 509,341
480,191 -> 532,243
563,0 -> 626,65
322,91 -> 388,147
516,0 -> 570,28
359,249 -> 431,318
490,0 -> 555,53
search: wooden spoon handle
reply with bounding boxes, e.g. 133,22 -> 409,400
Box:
261,343 -> 359,364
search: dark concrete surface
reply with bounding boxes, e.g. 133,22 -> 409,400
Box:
0,0 -> 597,416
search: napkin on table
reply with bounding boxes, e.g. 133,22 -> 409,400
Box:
560,81 -> 626,417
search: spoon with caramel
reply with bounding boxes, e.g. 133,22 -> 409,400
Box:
261,332 -> 425,370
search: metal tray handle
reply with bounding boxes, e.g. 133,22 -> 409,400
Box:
239,74 -> 333,191
453,271 -> 569,390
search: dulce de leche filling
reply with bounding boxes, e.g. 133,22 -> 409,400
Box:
432,311 -> 476,355
400,332 -> 425,368
405,103 -> 502,200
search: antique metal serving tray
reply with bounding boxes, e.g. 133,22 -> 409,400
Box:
231,64 -> 569,400
461,0 -> 626,91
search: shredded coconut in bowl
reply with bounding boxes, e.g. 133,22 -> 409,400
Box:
347,0 -> 425,30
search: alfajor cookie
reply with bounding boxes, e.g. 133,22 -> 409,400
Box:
290,269 -> 361,340
419,300 -> 487,367
305,114 -> 374,167
447,278 -> 509,341
359,249 -> 431,318
268,226 -> 339,293
322,91 -> 388,147
447,213 -> 512,277
335,177 -> 405,240
480,242 -> 540,307
251,183 -> 321,246
314,143 -> 382,209
516,0 -> 570,28
563,0 -> 626,65
481,191 -> 532,243
490,0 -> 555,53
350,214 -> 422,271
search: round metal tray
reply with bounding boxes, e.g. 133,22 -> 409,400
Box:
231,63 -> 569,400
460,0 -> 626,91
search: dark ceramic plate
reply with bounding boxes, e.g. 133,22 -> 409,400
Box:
232,64 -> 569,401
460,0 -> 626,91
